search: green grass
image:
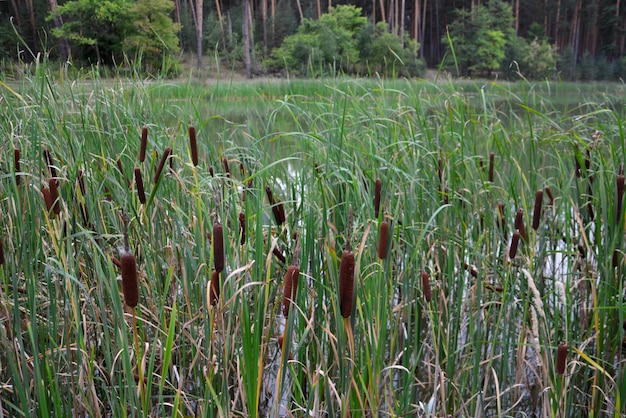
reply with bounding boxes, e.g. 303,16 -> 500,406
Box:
1,62 -> 626,417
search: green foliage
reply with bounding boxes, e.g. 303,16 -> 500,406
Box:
506,37 -> 555,80
557,46 -> 576,81
578,51 -> 595,81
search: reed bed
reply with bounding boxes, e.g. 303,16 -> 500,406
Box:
0,63 -> 626,417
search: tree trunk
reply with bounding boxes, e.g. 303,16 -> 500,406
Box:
295,0 -> 304,21
413,0 -> 419,42
570,0 -> 582,65
587,0 -> 599,56
242,0 -> 252,78
554,0 -> 561,49
47,0 -> 70,61
195,0 -> 204,69
25,0 -> 38,56
262,0 -> 268,56
173,0 -> 182,49
379,0 -> 386,23
400,0 -> 405,44
9,0 -> 22,34
514,0 -> 519,34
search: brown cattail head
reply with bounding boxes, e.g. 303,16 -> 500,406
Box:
496,202 -> 506,235
488,152 -> 495,183
339,250 -> 355,318
134,167 -> 146,204
239,162 -> 245,176
266,186 -> 285,226
48,178 -> 61,215
222,157 -> 230,177
209,269 -> 220,306
617,175 -> 625,223
282,265 -> 300,317
121,250 -> 139,308
545,186 -> 555,206
209,166 -> 215,177
574,154 -> 582,178
374,178 -> 382,219
213,221 -> 225,273
422,271 -> 431,302
44,148 -> 56,179
377,220 -> 389,260
613,249 -> 620,268
509,231 -> 520,259
139,126 -> 148,163
532,189 -> 543,230
238,212 -> 246,245
189,125 -> 198,166
272,246 -> 286,264
556,343 -> 568,375
514,209 -> 527,242
43,187 -> 53,214
153,147 -> 172,183
0,238 -> 5,265
14,148 -> 20,185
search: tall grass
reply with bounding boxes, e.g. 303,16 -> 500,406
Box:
1,61 -> 626,416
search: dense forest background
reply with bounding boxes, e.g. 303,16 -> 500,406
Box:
1,0 -> 625,80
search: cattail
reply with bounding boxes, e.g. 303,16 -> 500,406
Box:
213,221 -> 225,273
222,157 -> 230,177
532,189 -> 543,230
77,169 -> 86,196
277,334 -> 284,349
488,152 -> 494,183
272,246 -> 286,264
515,209 -> 527,242
556,343 -> 568,375
339,250 -> 356,318
139,126 -> 148,163
239,162 -> 245,176
209,166 -> 215,177
509,231 -> 520,259
374,178 -> 382,219
104,186 -> 113,202
14,148 -> 20,185
116,158 -> 124,176
377,220 -> 389,260
613,249 -> 620,268
0,238 -> 4,265
135,167 -> 146,204
617,175 -> 625,223
620,163 -> 624,176
266,186 -> 285,226
464,262 -> 478,278
422,271 -> 431,302
496,202 -> 506,234
238,212 -> 246,245
209,269 -> 220,305
48,178 -> 61,215
282,265 -> 300,317
44,148 -> 56,179
189,125 -> 198,166
545,186 -> 554,206
121,250 -> 138,308
43,187 -> 53,214
153,147 -> 172,183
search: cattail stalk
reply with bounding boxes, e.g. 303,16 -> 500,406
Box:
377,220 -> 389,260
139,126 -> 148,163
422,272 -> 431,302
153,147 -> 172,183
135,167 -> 146,204
374,178 -> 382,219
213,221 -> 225,273
14,148 -> 20,185
532,189 -> 543,230
509,231 -> 520,259
556,343 -> 568,375
209,270 -> 220,306
282,265 -> 300,317
189,125 -> 198,166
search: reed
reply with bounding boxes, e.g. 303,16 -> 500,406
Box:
282,265 -> 300,317
189,125 -> 198,166
139,126 -> 148,163
213,221 -> 225,273
377,220 -> 389,260
374,178 -> 382,219
134,167 -> 146,204
532,189 -> 543,230
153,147 -> 172,183
209,269 -> 220,306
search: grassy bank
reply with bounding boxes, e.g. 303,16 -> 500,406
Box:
1,65 -> 626,417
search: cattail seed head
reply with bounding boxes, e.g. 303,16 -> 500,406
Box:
238,212 -> 246,245
121,250 -> 139,308
209,166 -> 215,177
545,186 -> 554,206
496,202 -> 506,235
272,246 -> 286,264
0,238 -> 5,265
514,209 -> 527,242
44,148 -> 56,178
266,186 -> 285,226
617,175 -> 625,223
213,221 -> 225,273
488,152 -> 495,183
282,265 -> 300,317
377,220 -> 389,260
556,343 -> 568,375
374,178 -> 382,219
43,187 -> 53,214
209,269 -> 220,305
134,167 -> 146,204
222,157 -> 230,177
189,125 -> 198,166
509,231 -> 520,259
139,126 -> 148,163
14,148 -> 20,185
339,250 -> 355,318
422,272 -> 431,302
153,147 -> 172,183
532,189 -> 543,230
48,178 -> 61,215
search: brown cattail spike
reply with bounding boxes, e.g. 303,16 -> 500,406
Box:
222,157 -> 230,177
488,152 -> 495,183
515,209 -> 527,242
377,220 -> 390,260
135,167 -> 146,204
189,126 -> 198,166
209,166 -> 215,177
374,178 -> 382,219
209,270 -> 220,305
213,221 -> 225,273
153,147 -> 172,183
0,238 -> 5,265
496,202 -> 506,235
14,148 -> 20,185
49,178 -> 61,215
266,186 -> 285,226
532,189 -> 543,230
272,246 -> 286,264
43,187 -> 53,214
139,126 -> 148,163
339,250 -> 356,318
422,272 -> 431,302
44,148 -> 56,178
238,212 -> 246,245
509,231 -> 520,259
282,265 -> 300,317
121,250 -> 139,308
617,175 -> 625,223
556,343 -> 568,375
545,186 -> 554,206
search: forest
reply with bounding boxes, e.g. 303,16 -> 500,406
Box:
1,0 -> 625,80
